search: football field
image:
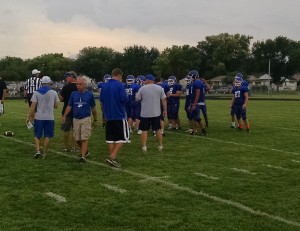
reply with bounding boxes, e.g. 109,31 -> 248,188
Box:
0,99 -> 299,231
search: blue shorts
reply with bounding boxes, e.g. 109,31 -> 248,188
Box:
167,103 -> 180,120
190,105 -> 201,121
125,103 -> 131,119
200,105 -> 207,116
131,101 -> 141,120
34,120 -> 55,139
231,105 -> 247,120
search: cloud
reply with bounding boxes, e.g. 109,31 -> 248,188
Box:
0,0 -> 300,59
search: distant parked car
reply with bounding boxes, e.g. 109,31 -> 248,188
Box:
216,87 -> 231,94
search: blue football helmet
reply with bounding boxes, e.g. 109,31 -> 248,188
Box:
234,77 -> 243,87
168,76 -> 176,86
126,75 -> 135,84
137,75 -> 145,85
187,70 -> 199,80
235,73 -> 244,80
103,74 -> 111,82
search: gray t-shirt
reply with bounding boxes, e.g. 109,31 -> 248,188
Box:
136,83 -> 166,118
31,89 -> 59,120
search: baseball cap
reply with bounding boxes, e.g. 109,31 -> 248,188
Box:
41,76 -> 52,84
145,74 -> 155,81
32,69 -> 41,75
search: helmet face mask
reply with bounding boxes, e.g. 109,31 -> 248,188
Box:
126,75 -> 135,84
137,75 -> 145,85
234,77 -> 242,87
168,76 -> 176,86
187,70 -> 199,80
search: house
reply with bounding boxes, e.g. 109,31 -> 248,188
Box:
256,74 -> 273,86
279,78 -> 297,91
210,75 -> 226,86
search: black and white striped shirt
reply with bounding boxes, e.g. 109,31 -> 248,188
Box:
25,77 -> 42,94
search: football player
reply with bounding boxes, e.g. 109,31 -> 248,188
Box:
230,76 -> 251,132
167,76 -> 182,130
188,70 -> 207,136
98,74 -> 111,127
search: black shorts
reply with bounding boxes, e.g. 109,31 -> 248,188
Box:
61,116 -> 73,131
106,120 -> 130,143
139,116 -> 161,131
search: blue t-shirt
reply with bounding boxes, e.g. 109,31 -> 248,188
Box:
124,83 -> 140,103
68,90 -> 96,119
100,79 -> 128,120
190,80 -> 204,104
231,86 -> 248,106
168,83 -> 182,104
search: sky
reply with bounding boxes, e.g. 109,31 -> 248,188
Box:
0,0 -> 299,59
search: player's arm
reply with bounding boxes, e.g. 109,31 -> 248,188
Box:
191,89 -> 200,110
202,79 -> 211,91
243,92 -> 249,109
161,97 -> 167,117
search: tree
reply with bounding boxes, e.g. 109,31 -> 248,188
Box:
197,33 -> 253,77
251,36 -> 299,83
153,45 -> 201,79
27,53 -> 74,81
74,47 -> 117,81
0,56 -> 27,81
121,45 -> 159,77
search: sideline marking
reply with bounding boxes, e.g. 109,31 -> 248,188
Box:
167,131 -> 300,156
231,168 -> 257,175
1,135 -> 300,228
195,172 -> 219,180
139,175 -> 169,183
292,160 -> 300,163
264,164 -> 289,171
46,192 -> 66,203
102,184 -> 127,194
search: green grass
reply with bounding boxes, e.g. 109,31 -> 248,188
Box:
0,99 -> 299,231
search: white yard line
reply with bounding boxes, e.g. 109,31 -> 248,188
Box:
264,164 -> 289,171
101,184 -> 127,194
167,131 -> 300,156
46,192 -> 66,203
231,168 -> 257,175
291,160 -> 300,163
1,135 -> 300,228
139,175 -> 170,183
194,172 -> 219,180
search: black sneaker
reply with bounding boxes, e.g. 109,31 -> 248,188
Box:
246,128 -> 252,133
85,150 -> 90,158
106,158 -> 121,168
34,151 -> 41,158
201,129 -> 207,136
79,157 -> 86,163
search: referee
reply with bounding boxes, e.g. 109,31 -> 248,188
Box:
24,69 -> 42,107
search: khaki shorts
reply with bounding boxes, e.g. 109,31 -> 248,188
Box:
73,117 -> 92,141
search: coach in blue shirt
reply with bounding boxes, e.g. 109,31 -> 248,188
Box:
100,68 -> 130,168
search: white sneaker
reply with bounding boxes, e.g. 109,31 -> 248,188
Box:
185,129 -> 193,133
137,130 -> 142,135
157,145 -> 163,151
142,146 -> 147,152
